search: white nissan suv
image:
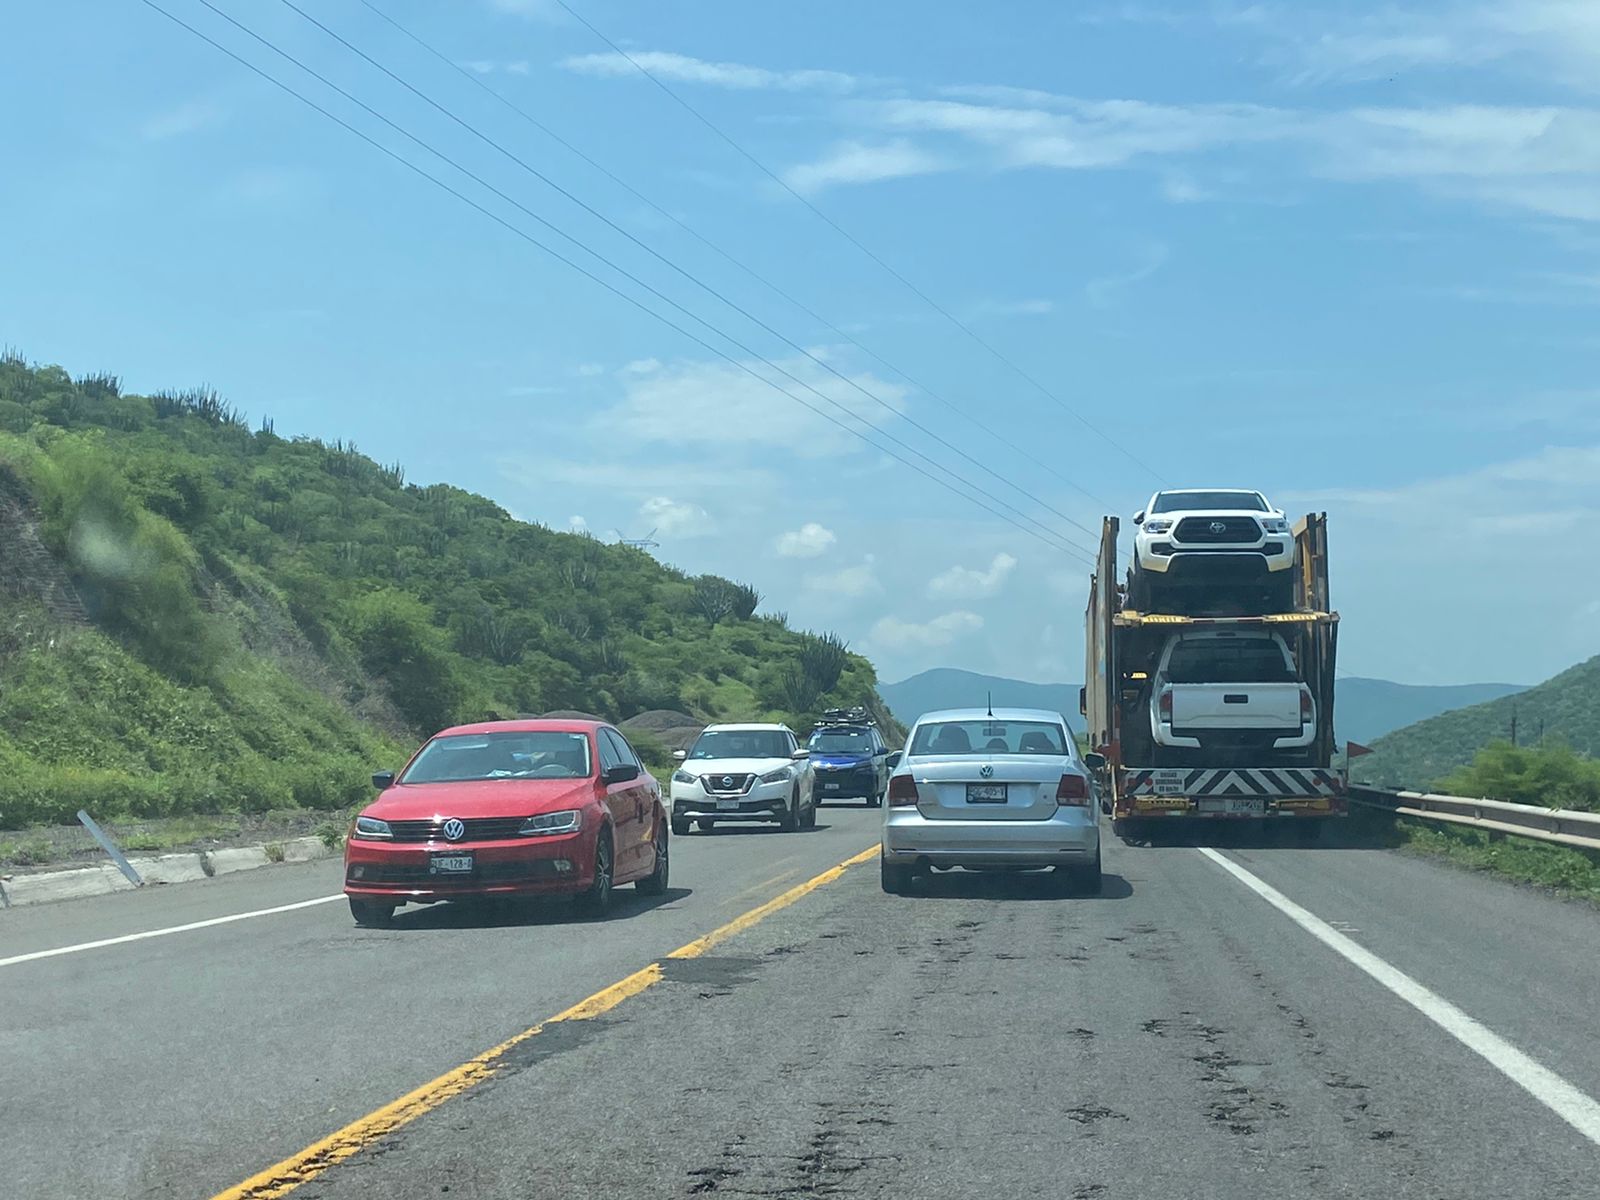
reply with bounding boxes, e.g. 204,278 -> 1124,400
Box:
670,723 -> 816,835
1130,488 -> 1297,614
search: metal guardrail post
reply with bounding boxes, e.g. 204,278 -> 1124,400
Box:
77,810 -> 144,886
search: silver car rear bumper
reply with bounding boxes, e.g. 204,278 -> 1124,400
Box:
882,808 -> 1099,867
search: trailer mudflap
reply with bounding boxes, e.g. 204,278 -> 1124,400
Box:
1115,766 -> 1347,818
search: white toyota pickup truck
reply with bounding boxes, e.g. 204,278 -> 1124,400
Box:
1148,629 -> 1315,762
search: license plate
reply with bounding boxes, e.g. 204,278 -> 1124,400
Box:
1224,797 -> 1265,815
717,797 -> 740,810
966,783 -> 1008,804
429,854 -> 474,874
824,782 -> 841,791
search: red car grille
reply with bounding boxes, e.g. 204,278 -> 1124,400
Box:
385,817 -> 527,843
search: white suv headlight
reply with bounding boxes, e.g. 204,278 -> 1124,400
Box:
760,767 -> 793,784
1143,518 -> 1173,534
672,769 -> 698,784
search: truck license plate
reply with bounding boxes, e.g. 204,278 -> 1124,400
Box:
1220,798 -> 1265,816
430,854 -> 474,874
966,783 -> 1008,803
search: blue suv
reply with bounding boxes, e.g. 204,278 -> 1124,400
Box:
807,708 -> 895,808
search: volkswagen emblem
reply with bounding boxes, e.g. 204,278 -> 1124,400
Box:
979,764 -> 994,779
721,775 -> 735,790
441,818 -> 466,842
1209,520 -> 1227,534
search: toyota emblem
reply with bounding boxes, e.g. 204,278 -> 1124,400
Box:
721,775 -> 735,789
1209,520 -> 1227,534
442,818 -> 466,842
979,764 -> 994,779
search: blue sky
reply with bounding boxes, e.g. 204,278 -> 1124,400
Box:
4,0 -> 1599,689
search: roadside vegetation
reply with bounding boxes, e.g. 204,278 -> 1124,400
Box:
1361,741 -> 1600,902
1353,654 -> 1600,788
0,355 -> 897,835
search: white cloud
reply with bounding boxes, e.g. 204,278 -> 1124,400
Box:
783,140 -> 948,193
808,557 -> 880,598
568,515 -> 587,532
928,552 -> 1018,599
140,100 -> 227,142
868,610 -> 984,652
463,60 -> 496,75
1086,244 -> 1170,308
776,522 -> 837,558
575,363 -> 606,377
562,50 -> 859,93
639,496 -> 712,537
621,358 -> 662,375
605,353 -> 908,455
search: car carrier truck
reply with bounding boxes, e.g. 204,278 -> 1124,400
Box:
1081,513 -> 1345,836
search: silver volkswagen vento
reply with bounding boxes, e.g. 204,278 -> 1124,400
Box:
880,708 -> 1101,895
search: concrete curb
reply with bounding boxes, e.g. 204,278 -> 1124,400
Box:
0,837 -> 338,909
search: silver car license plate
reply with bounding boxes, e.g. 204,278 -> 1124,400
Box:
966,783 -> 1007,804
430,853 -> 473,874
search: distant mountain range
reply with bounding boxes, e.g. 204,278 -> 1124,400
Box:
880,668 -> 1528,747
1354,655 -> 1599,789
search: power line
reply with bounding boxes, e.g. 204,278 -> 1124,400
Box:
179,0 -> 1091,560
554,0 -> 1165,485
138,0 -> 1094,564
272,0 -> 1101,558
355,0 -> 1112,529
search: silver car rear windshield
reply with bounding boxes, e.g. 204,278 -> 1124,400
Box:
401,731 -> 592,783
1151,490 -> 1267,512
910,720 -> 1068,757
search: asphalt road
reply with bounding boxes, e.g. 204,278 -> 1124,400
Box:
5,807 -> 1599,1199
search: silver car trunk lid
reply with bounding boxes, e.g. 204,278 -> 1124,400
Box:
907,755 -> 1067,822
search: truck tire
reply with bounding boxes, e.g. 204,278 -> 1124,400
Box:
1127,559 -> 1151,611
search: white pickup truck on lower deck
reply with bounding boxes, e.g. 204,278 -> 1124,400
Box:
1149,628 -> 1315,761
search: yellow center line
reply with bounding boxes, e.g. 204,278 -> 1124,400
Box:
213,842 -> 881,1200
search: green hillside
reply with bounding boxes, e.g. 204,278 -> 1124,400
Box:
0,355 -> 894,828
880,668 -> 1082,730
1352,654 -> 1600,789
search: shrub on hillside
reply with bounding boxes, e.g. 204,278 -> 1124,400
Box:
1437,740 -> 1600,812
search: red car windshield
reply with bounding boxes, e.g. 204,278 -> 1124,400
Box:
401,731 -> 593,783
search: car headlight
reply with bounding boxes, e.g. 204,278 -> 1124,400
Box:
1262,517 -> 1289,534
760,767 -> 793,784
672,769 -> 698,785
520,810 -> 582,836
1143,518 -> 1173,534
352,816 -> 392,840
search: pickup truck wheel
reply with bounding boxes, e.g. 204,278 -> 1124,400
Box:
1127,560 -> 1150,610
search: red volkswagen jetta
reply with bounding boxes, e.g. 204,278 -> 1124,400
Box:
343,719 -> 668,926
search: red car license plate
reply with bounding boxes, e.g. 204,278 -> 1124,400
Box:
430,853 -> 474,874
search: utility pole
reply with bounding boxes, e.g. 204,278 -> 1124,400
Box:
1510,708 -> 1518,747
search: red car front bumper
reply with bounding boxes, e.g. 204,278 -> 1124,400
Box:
343,827 -> 595,902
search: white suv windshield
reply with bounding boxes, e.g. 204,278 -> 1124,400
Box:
689,730 -> 790,760
909,720 -> 1068,757
1152,491 -> 1267,513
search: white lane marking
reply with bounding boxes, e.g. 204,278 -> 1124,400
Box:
0,895 -> 345,969
1199,847 -> 1600,1147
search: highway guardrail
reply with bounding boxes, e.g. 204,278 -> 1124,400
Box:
1349,786 -> 1600,852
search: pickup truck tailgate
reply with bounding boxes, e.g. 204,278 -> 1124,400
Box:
1169,683 -> 1301,730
